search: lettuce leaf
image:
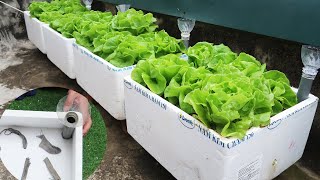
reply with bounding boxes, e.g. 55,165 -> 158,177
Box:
263,70 -> 298,113
132,54 -> 189,95
133,42 -> 298,139
140,30 -> 186,57
165,67 -> 211,114
111,8 -> 158,35
187,42 -> 237,68
29,0 -> 86,19
92,31 -> 131,59
106,35 -> 155,68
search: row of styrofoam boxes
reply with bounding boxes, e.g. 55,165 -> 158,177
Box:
24,11 -> 132,120
24,11 -> 319,180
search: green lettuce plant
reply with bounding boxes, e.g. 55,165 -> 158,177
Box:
111,8 -> 158,35
132,54 -> 189,94
29,0 -> 86,19
29,1 -> 182,68
132,42 -> 298,139
140,30 -> 186,57
106,35 -> 155,68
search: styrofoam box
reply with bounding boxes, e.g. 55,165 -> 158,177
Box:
0,110 -> 82,180
23,11 -> 46,54
73,43 -> 134,120
124,76 -> 319,180
42,25 -> 76,79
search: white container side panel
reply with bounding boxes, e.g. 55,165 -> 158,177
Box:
73,44 -> 134,120
124,77 -> 319,180
23,11 -> 46,54
43,25 -> 75,79
0,110 -> 82,180
72,126 -> 83,180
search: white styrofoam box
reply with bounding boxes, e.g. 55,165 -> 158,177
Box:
0,110 -> 82,180
73,43 -> 134,120
23,11 -> 46,54
124,76 -> 319,180
42,25 -> 76,79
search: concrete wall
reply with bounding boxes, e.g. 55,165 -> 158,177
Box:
0,0 -> 30,39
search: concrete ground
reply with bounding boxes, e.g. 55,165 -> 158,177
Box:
0,38 -> 319,180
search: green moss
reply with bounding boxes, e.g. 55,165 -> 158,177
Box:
7,88 -> 106,179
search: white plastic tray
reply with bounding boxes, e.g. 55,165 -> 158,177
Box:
0,110 -> 82,180
42,25 -> 76,79
124,76 -> 319,180
23,11 -> 46,54
73,43 -> 134,120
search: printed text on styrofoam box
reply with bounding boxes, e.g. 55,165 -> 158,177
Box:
73,43 -> 135,72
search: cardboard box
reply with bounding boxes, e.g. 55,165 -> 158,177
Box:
23,11 -> 46,54
73,43 -> 134,120
124,76 -> 319,180
0,110 -> 82,180
42,25 -> 76,79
